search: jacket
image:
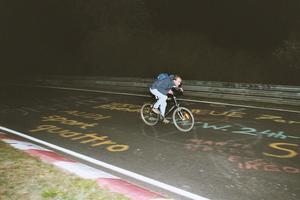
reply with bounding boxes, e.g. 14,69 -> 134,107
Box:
150,77 -> 175,95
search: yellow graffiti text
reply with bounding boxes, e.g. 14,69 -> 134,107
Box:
94,102 -> 141,113
191,109 -> 246,118
263,142 -> 298,158
41,115 -> 98,129
29,125 -> 129,152
256,114 -> 300,124
64,110 -> 111,121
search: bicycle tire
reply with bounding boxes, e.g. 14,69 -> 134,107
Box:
172,106 -> 194,132
140,103 -> 159,126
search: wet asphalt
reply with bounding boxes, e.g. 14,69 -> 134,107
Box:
0,84 -> 299,200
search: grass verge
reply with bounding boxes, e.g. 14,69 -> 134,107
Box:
0,141 -> 130,200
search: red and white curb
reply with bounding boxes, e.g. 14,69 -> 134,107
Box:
0,132 -> 172,200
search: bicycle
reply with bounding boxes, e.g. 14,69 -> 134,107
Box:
140,92 -> 195,132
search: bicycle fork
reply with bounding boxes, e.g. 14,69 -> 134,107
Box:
176,108 -> 190,120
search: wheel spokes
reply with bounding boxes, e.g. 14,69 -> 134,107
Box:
174,110 -> 194,129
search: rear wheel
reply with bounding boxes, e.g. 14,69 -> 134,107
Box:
140,103 -> 159,126
172,107 -> 194,132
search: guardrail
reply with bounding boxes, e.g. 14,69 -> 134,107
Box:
30,75 -> 300,106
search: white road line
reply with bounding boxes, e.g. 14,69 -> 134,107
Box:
30,85 -> 300,114
34,85 -> 148,97
0,126 -> 210,200
288,136 -> 300,139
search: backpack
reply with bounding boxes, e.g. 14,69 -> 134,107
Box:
157,73 -> 170,80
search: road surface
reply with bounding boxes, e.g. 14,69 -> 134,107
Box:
0,84 -> 299,200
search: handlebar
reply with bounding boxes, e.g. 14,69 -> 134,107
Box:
170,87 -> 183,96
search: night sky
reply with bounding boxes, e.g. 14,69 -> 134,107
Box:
1,0 -> 300,85
150,1 -> 300,51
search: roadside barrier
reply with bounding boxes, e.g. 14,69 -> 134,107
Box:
9,75 -> 300,106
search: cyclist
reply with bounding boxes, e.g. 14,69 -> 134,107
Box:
150,74 -> 183,123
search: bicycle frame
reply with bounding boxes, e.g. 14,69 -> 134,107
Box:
159,95 -> 179,118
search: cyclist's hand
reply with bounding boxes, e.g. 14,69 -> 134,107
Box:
168,90 -> 174,95
172,87 -> 183,96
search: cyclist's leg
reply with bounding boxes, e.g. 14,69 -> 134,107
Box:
159,97 -> 167,117
149,88 -> 167,116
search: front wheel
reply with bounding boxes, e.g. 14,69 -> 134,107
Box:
172,107 -> 194,132
140,103 -> 160,126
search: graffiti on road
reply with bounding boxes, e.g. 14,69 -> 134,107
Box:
228,156 -> 299,174
28,109 -> 129,152
195,121 -> 295,139
185,138 -> 299,174
30,124 -> 129,152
